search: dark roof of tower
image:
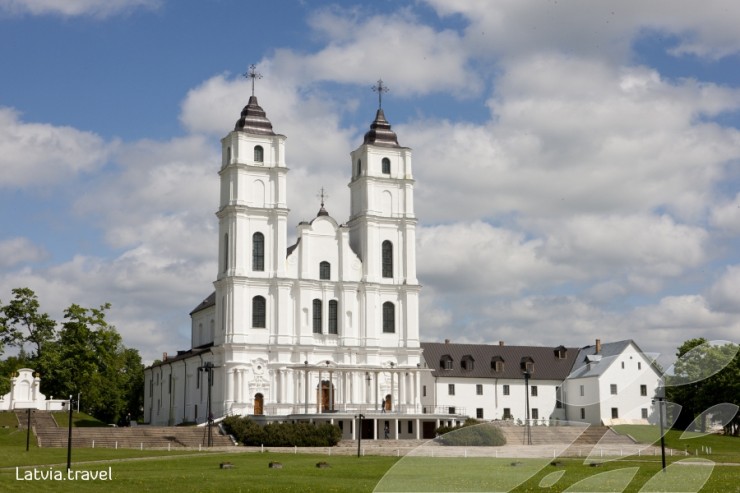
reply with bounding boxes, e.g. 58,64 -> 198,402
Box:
363,108 -> 400,147
234,95 -> 275,135
317,205 -> 329,217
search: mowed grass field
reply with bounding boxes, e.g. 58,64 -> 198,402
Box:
1,414 -> 738,492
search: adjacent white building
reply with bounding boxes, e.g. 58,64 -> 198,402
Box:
562,339 -> 662,425
0,368 -> 66,411
144,88 -> 451,439
421,339 -> 662,427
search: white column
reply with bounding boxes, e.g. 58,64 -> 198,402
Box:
390,371 -> 395,412
374,371 -> 379,410
399,373 -> 406,409
415,418 -> 420,439
227,369 -> 234,404
318,370 -> 323,413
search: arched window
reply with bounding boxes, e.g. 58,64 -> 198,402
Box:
319,261 -> 330,280
252,296 -> 266,328
312,299 -> 322,334
254,145 -> 264,162
252,232 -> 264,271
382,240 -> 393,278
356,159 -> 362,177
382,157 -> 391,174
223,233 -> 229,273
382,301 -> 395,333
328,300 -> 338,334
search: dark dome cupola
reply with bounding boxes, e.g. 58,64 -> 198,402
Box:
234,95 -> 275,135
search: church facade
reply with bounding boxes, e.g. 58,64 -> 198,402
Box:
144,85 -> 451,439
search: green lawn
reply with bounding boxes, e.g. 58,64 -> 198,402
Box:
613,425 -> 740,464
0,423 -> 738,492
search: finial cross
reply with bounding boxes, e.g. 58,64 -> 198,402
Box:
318,187 -> 329,208
372,79 -> 389,109
243,64 -> 263,96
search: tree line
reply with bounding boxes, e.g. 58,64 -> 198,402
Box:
0,287 -> 143,425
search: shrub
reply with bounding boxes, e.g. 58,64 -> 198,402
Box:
222,417 -> 341,447
436,422 -> 506,447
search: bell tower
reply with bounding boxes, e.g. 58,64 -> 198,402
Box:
347,80 -> 419,348
214,66 -> 288,347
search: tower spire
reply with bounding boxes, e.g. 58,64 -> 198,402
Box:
371,79 -> 389,109
317,187 -> 329,216
243,64 -> 263,96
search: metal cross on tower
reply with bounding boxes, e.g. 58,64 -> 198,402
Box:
372,79 -> 389,109
317,187 -> 329,208
243,64 -> 263,96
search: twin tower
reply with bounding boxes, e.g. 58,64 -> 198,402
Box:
177,85 -> 425,420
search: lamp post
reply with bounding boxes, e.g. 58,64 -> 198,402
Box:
198,362 -> 216,447
67,395 -> 74,471
355,414 -> 365,457
25,408 -> 32,452
520,357 -> 534,445
653,384 -> 667,472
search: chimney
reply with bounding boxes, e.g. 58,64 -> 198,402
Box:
444,339 -> 450,344
163,352 -> 168,361
595,339 -> 601,354
499,341 -> 504,347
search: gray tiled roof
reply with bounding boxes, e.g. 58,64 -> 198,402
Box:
189,292 -> 215,315
421,342 -> 579,381
567,340 -> 636,379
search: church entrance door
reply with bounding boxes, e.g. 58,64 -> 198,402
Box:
254,393 -> 264,415
317,380 -> 335,412
384,394 -> 392,412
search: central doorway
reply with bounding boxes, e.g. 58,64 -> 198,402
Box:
317,380 -> 335,412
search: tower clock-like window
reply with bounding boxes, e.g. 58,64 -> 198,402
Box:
252,232 -> 264,271
319,261 -> 330,280
312,299 -> 322,333
382,301 -> 395,333
254,145 -> 264,162
382,240 -> 393,278
252,296 -> 266,328
328,300 -> 338,334
382,157 -> 391,174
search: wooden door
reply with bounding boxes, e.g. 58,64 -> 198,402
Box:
254,393 -> 264,415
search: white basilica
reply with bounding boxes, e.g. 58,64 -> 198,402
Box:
144,81 -> 448,439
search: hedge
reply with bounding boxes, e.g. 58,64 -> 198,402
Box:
223,416 -> 342,447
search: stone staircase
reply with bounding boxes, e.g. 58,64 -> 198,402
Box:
16,410 -> 235,449
13,410 -> 58,430
34,425 -> 235,449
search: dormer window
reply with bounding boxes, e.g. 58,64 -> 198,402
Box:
319,261 -> 330,280
382,157 -> 391,174
491,356 -> 504,372
440,355 -> 453,370
520,356 -> 535,374
461,355 -> 474,371
254,145 -> 264,162
554,345 -> 567,359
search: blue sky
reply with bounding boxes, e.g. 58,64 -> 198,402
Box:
1,0 -> 739,364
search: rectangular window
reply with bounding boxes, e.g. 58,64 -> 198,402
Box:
408,421 -> 413,433
503,384 -> 510,396
580,408 -> 585,419
531,385 -> 538,397
503,408 -> 511,419
555,386 -> 562,408
621,361 -> 625,369
638,362 -> 642,370
422,385 -> 426,397
476,384 -> 483,395
328,300 -> 338,334
642,408 -> 648,419
532,408 -> 539,420
610,384 -> 618,395
448,384 -> 455,396
580,385 -> 585,397
640,384 -> 647,396
476,408 -> 484,419
312,299 -> 322,333
611,408 -> 619,419
194,404 -> 198,420
448,407 -> 456,415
